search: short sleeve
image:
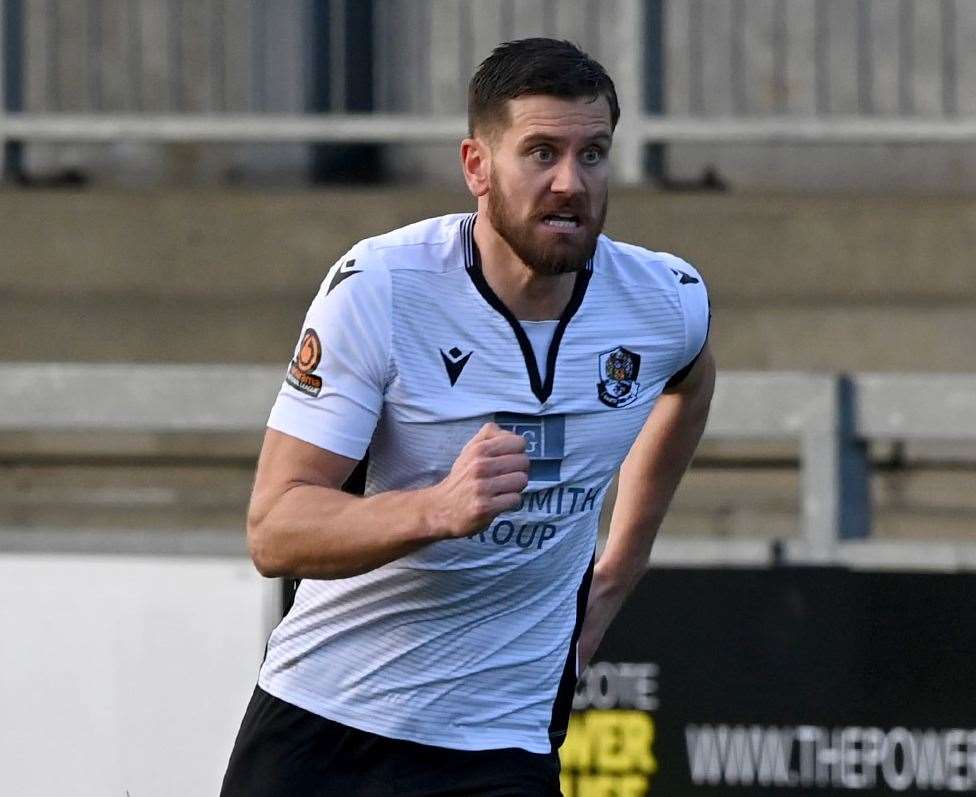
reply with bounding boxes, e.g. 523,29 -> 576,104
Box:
665,258 -> 710,388
267,254 -> 392,459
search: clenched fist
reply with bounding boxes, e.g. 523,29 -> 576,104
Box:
427,422 -> 530,538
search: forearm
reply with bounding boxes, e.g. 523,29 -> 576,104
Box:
248,483 -> 441,580
578,375 -> 713,667
597,373 -> 713,595
246,423 -> 528,580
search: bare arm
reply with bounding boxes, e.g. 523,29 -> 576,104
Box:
246,424 -> 529,580
578,344 -> 716,666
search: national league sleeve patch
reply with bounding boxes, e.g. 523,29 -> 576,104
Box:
286,328 -> 324,397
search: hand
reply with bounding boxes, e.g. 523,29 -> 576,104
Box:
426,423 -> 530,539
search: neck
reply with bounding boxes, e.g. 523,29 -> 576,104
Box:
472,214 -> 578,321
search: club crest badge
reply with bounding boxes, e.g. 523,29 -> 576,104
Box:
597,346 -> 641,408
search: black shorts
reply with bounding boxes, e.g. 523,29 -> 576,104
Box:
221,686 -> 562,796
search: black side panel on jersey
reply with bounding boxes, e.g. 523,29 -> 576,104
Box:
664,307 -> 711,390
548,554 -> 595,747
462,214 -> 592,404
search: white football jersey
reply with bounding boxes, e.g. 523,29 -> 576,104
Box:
259,213 -> 709,753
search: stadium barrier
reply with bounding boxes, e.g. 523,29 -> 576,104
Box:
3,0 -> 976,185
1,363 -> 974,568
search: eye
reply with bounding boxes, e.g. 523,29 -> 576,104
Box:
531,147 -> 554,163
581,147 -> 604,165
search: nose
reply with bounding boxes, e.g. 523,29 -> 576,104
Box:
549,155 -> 584,196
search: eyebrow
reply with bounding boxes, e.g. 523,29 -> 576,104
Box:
518,131 -> 612,148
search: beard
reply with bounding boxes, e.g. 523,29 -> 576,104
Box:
486,171 -> 607,276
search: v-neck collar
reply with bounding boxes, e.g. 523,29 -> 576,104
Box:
460,213 -> 593,404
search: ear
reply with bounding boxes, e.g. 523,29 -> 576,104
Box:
460,136 -> 491,198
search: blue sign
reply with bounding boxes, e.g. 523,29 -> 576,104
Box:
494,412 -> 565,482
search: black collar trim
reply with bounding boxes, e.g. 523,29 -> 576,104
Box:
460,213 -> 476,270
461,213 -> 592,403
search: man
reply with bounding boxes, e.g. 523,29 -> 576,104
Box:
222,38 -> 713,796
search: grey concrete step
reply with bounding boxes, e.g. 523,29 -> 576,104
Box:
3,291 -> 973,372
2,189 -> 974,371
2,190 -> 975,302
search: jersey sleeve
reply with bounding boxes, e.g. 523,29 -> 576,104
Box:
665,257 -> 710,389
267,255 -> 392,460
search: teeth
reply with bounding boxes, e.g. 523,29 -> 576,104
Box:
545,218 -> 578,228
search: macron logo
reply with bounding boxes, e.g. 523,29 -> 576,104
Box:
325,259 -> 361,294
440,346 -> 473,386
670,267 -> 699,285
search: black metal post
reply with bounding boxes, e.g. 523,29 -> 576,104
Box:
2,0 -> 25,182
308,0 -> 382,183
643,0 -> 665,181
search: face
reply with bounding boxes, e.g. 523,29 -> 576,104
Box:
483,94 -> 612,276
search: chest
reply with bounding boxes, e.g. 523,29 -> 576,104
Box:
373,268 -> 685,488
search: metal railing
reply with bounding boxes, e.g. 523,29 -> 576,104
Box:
2,363 -> 974,569
4,0 -> 976,183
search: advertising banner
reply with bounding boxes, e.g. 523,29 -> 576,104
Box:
561,567 -> 976,796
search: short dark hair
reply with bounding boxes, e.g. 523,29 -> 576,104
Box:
467,38 -> 620,138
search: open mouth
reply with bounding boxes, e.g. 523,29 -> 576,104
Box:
542,213 -> 581,229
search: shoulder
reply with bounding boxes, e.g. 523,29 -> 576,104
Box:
597,236 -> 706,293
338,213 -> 471,278
314,213 -> 470,301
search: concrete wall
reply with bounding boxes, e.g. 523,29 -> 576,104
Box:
661,0 -> 976,193
1,188 -> 974,372
0,551 -> 276,797
16,1 -> 976,191
375,0 -> 976,192
21,0 -> 310,184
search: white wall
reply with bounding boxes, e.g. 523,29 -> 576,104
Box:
0,552 -> 277,797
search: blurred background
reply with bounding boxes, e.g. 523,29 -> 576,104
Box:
1,1 -> 974,795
